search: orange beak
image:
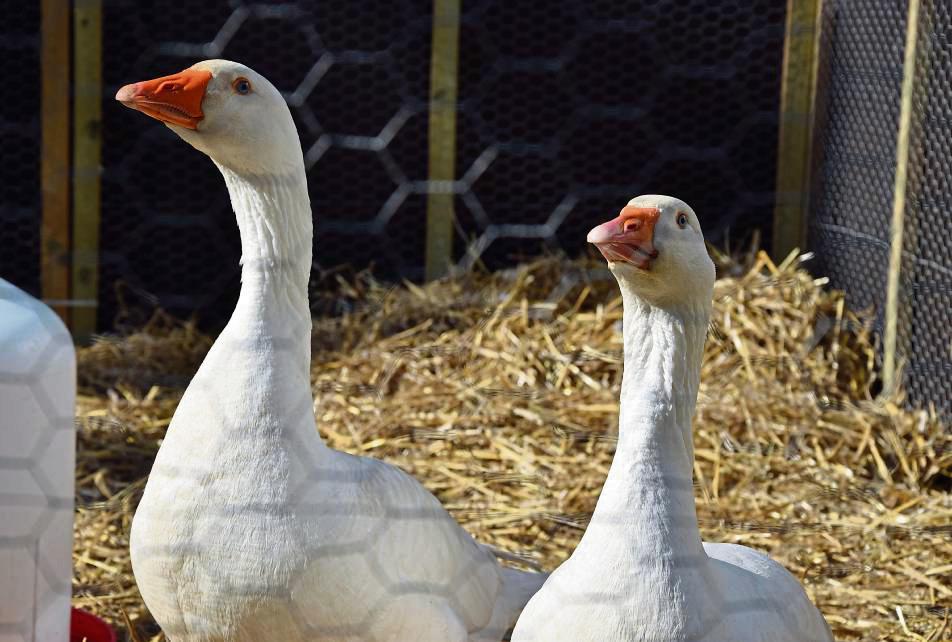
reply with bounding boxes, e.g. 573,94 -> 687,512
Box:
587,205 -> 660,270
115,68 -> 213,130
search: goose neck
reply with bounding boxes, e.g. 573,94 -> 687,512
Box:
589,283 -> 711,572
221,166 -> 312,282
617,287 -> 709,460
217,165 -> 314,372
219,164 -> 313,315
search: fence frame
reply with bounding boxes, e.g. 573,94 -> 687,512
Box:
781,0 -> 945,403
40,0 -> 72,323
54,0 -> 922,365
71,0 -> 103,342
772,0 -> 823,261
424,0 -> 462,281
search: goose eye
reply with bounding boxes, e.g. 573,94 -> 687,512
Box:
676,212 -> 689,229
233,77 -> 252,95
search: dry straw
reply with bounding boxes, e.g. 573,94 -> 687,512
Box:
72,251 -> 950,641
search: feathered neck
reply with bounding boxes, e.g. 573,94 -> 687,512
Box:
600,280 -> 710,549
220,166 -> 311,289
575,277 -> 713,633
615,282 -> 709,470
217,164 -> 314,380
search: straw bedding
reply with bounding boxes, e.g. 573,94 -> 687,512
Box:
72,251 -> 950,641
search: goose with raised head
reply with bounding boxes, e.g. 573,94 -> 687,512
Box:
511,196 -> 833,642
118,60 -> 545,642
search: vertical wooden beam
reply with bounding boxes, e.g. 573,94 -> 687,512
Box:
425,0 -> 461,281
40,0 -> 71,323
72,0 -> 103,340
772,0 -> 823,261
883,0 -> 923,394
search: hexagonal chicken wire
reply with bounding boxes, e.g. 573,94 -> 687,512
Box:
85,0 -> 786,329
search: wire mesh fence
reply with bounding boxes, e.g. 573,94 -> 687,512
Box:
904,0 -> 952,414
82,0 -> 788,328
809,0 -> 952,416
3,6 -> 948,408
0,2 -> 42,296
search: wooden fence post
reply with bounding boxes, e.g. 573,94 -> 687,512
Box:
72,0 -> 103,341
772,0 -> 823,261
40,0 -> 71,322
425,0 -> 461,280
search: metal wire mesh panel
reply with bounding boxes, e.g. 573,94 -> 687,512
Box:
904,0 -> 952,412
94,0 -> 787,330
0,3 -> 42,297
98,0 -> 434,328
453,0 -> 787,269
810,0 -> 952,415
809,0 -> 907,339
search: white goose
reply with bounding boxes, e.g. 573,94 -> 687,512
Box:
118,60 -> 545,642
511,196 -> 833,642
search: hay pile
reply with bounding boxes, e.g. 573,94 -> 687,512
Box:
72,251 -> 950,641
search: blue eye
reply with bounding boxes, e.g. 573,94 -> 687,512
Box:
676,212 -> 689,228
233,78 -> 252,95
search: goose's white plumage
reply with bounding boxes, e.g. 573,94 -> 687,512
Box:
119,60 -> 545,642
511,196 -> 833,642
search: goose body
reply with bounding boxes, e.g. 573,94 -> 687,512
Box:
120,60 -> 544,642
511,197 -> 833,642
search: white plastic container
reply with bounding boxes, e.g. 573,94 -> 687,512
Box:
0,278 -> 76,642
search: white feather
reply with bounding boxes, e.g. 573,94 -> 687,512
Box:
512,195 -> 833,642
127,59 -> 545,642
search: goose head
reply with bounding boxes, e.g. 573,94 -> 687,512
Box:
116,59 -> 301,175
588,194 -> 715,306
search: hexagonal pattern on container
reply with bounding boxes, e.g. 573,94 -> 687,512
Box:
0,280 -> 76,642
